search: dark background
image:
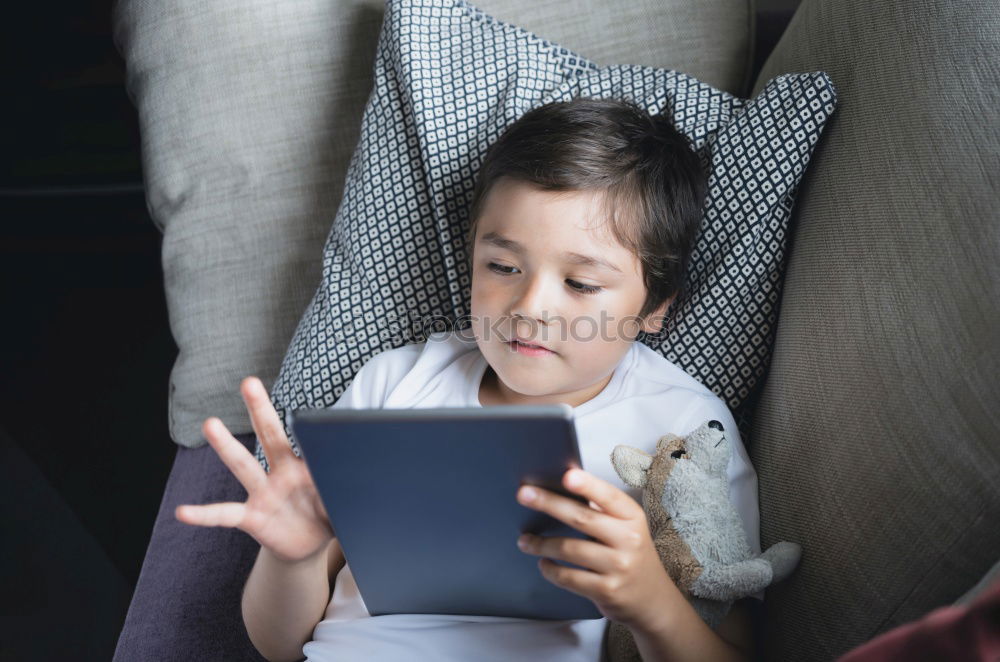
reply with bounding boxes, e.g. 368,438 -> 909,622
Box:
1,1 -> 177,658
0,1 -> 797,658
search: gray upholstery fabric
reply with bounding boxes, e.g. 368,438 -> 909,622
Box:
111,0 -> 752,448
747,1 -> 1000,660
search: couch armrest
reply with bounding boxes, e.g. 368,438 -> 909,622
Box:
113,433 -> 267,662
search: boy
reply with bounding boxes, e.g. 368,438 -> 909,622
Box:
176,98 -> 761,662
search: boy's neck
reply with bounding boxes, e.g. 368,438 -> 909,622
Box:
478,364 -> 614,409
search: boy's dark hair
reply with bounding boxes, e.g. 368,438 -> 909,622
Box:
466,97 -> 707,328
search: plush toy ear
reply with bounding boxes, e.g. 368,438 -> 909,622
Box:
611,445 -> 653,489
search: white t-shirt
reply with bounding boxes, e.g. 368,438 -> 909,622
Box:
302,328 -> 761,662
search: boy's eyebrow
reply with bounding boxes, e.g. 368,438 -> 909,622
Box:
479,231 -> 623,274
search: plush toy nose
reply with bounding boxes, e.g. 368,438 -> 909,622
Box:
708,420 -> 724,431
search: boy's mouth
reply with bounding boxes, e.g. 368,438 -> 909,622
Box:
506,337 -> 556,355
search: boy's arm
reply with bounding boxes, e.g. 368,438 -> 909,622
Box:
327,536 -> 347,592
242,537 -> 346,662
628,590 -> 753,662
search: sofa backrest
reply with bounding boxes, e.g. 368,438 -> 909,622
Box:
747,0 -> 1000,659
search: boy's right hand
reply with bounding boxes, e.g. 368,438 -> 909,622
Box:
174,376 -> 334,564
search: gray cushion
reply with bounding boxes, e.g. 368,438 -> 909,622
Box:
112,0 -> 751,448
747,0 -> 1000,659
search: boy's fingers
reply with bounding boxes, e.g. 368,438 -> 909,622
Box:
240,377 -> 293,471
175,502 -> 246,529
562,469 -> 641,521
518,485 -> 620,545
203,417 -> 266,494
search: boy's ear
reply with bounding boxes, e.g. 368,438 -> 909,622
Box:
640,296 -> 674,334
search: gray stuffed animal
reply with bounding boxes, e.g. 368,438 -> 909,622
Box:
607,420 -> 801,662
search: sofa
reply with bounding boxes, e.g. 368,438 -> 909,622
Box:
111,0 -> 1000,660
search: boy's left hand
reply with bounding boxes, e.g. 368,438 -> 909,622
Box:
516,468 -> 673,631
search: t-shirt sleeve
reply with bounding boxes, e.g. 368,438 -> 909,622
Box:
675,392 -> 764,602
328,343 -> 425,410
327,368 -> 369,410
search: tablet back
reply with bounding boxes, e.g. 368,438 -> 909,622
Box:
290,405 -> 603,621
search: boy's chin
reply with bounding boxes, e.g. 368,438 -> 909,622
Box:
491,366 -> 562,398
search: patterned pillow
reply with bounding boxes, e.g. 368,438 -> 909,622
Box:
258,0 -> 837,469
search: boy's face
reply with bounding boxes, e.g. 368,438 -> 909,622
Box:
470,178 -> 669,407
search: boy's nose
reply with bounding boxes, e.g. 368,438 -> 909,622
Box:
509,277 -> 552,325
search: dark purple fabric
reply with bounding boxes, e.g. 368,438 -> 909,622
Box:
113,433 -> 268,662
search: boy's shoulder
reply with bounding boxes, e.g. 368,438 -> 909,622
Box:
628,340 -> 718,399
618,340 -> 742,443
366,327 -> 476,367
353,327 -> 477,386
342,328 -> 480,409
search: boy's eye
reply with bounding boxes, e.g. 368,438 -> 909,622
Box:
566,279 -> 603,295
487,262 -> 518,275
487,263 -> 603,295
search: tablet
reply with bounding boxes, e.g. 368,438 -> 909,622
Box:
289,405 -> 604,621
